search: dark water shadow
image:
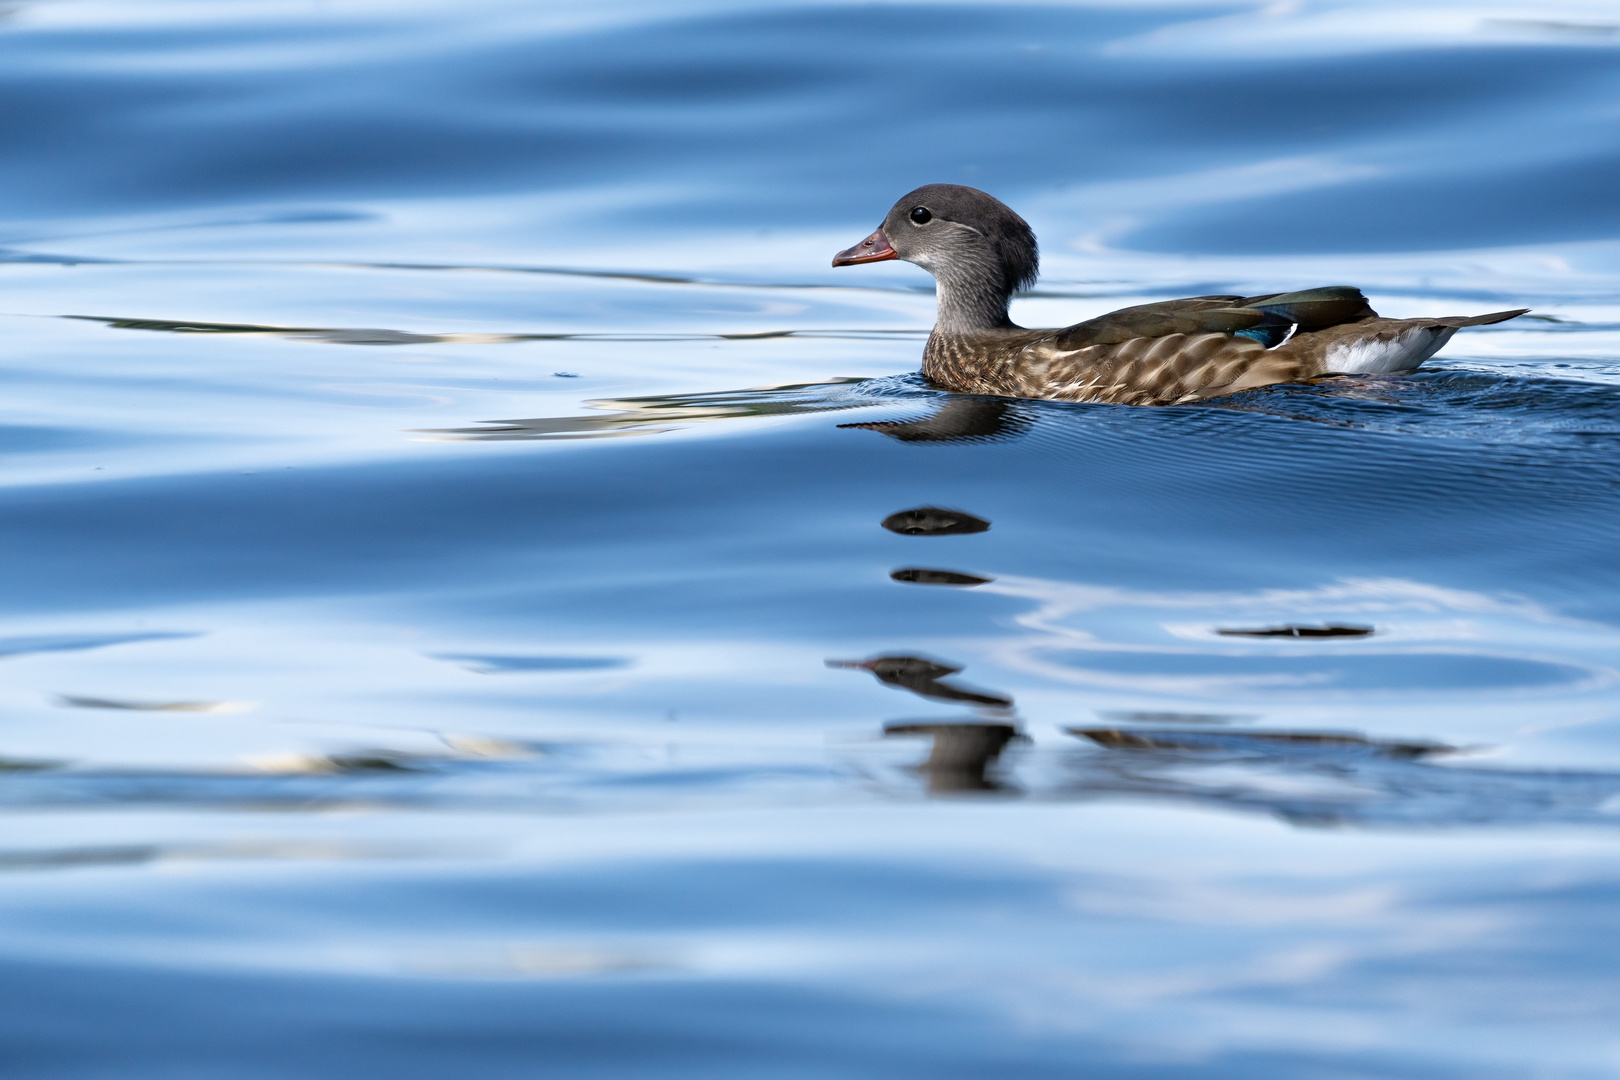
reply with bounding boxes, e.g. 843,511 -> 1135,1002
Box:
890,568 -> 993,587
839,396 -> 1031,442
0,756 -> 61,772
1217,625 -> 1374,638
57,695 -> 244,713
1074,727 -> 1450,758
880,507 -> 992,536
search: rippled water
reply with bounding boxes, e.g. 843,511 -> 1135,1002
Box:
5,1 -> 1620,1075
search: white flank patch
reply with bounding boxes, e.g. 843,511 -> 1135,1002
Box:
1324,326 -> 1455,374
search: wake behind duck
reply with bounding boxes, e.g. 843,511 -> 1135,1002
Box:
834,184 -> 1527,406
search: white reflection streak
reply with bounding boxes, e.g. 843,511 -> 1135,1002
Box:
973,575 -> 1620,696
1104,2 -> 1620,59
973,885 -> 1513,1053
1049,156 -> 1384,253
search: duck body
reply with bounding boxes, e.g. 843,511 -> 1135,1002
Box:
919,288 -> 1524,406
834,185 -> 1527,406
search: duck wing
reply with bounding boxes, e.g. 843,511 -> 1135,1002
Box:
984,287 -> 1369,405
1054,286 -> 1376,351
1053,295 -> 1263,348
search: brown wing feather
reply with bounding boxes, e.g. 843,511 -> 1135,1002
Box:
1054,300 -> 1263,349
1238,286 -> 1377,329
1051,286 -> 1379,351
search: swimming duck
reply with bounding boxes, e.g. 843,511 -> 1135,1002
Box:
832,184 -> 1528,405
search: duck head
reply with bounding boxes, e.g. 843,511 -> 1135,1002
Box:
833,184 -> 1038,333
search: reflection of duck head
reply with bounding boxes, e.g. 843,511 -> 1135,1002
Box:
827,654 -> 1013,709
840,396 -> 1027,442
885,721 -> 1023,793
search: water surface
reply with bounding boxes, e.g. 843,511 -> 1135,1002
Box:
4,1 -> 1620,1076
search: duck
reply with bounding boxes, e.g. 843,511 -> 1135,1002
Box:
832,184 -> 1528,406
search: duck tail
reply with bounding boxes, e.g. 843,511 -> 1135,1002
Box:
1439,308 -> 1530,327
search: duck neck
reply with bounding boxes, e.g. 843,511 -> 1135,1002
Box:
929,261 -> 1016,335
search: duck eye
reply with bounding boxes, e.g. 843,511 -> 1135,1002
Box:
909,207 -> 932,225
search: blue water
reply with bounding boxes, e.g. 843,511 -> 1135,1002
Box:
5,1 -> 1620,1075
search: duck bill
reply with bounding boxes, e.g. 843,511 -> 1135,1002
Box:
832,228 -> 897,267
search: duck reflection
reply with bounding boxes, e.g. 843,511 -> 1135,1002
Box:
884,721 -> 1023,793
827,655 -> 1013,708
839,396 -> 1027,442
881,507 -> 991,536
411,375 -> 1031,444
890,568 -> 993,587
1216,624 -> 1374,638
1060,726 -> 1620,827
1074,727 -> 1446,758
